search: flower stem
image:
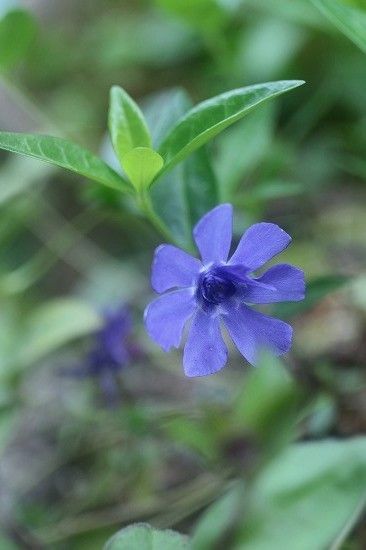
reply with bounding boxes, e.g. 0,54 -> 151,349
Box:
139,189 -> 176,244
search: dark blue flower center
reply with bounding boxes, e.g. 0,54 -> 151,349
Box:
197,266 -> 237,307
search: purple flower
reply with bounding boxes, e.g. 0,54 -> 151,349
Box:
67,305 -> 135,401
144,204 -> 305,377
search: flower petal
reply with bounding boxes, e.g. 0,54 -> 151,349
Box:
244,264 -> 305,303
144,289 -> 195,352
100,306 -> 131,364
151,244 -> 201,293
229,222 -> 291,271
223,304 -> 292,366
193,204 -> 233,264
183,310 -> 227,377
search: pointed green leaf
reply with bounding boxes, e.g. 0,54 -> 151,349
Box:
311,0 -> 366,53
122,147 -> 164,191
0,132 -> 132,192
158,80 -> 305,175
109,85 -> 152,162
104,523 -> 190,550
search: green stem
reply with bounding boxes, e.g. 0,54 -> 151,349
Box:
139,189 -> 176,244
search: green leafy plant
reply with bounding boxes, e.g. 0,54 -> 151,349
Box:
104,524 -> 190,550
0,3 -> 364,549
0,81 -> 304,246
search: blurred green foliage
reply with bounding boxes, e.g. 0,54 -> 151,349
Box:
0,0 -> 364,549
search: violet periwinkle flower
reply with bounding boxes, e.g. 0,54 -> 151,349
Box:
144,204 -> 305,377
70,305 -> 134,400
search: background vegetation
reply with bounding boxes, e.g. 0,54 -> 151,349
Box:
0,0 -> 365,548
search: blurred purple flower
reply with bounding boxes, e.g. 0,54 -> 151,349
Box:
145,204 -> 305,377
69,305 -> 136,402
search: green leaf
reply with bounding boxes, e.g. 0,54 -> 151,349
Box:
145,89 -> 219,248
104,523 -> 190,550
109,86 -> 152,162
311,0 -> 366,53
231,354 -> 300,453
144,88 -> 192,149
0,132 -> 132,193
122,147 -> 164,191
19,299 -> 102,367
158,80 -> 305,175
83,13 -> 198,71
0,9 -> 36,70
151,148 -> 218,248
236,438 -> 366,549
192,484 -> 244,550
273,275 -> 349,319
193,438 -> 366,550
164,417 -> 217,460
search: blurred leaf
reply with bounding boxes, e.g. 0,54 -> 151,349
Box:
193,438 -> 366,550
238,180 -> 305,217
0,303 -> 19,378
241,180 -> 305,203
243,0 -> 323,28
311,0 -> 366,53
236,438 -> 366,549
108,86 -> 151,162
232,355 -> 300,453
192,483 -> 244,550
273,275 -> 349,319
19,299 -> 102,367
234,18 -> 307,82
164,416 -> 218,459
0,155 -> 54,205
144,88 -> 191,149
122,147 -> 164,191
215,105 -> 275,198
0,9 -> 36,70
158,81 -> 305,175
146,89 -> 219,248
156,0 -> 228,33
82,12 -> 198,70
305,393 -> 336,437
343,155 -> 366,179
0,533 -> 17,550
104,523 -> 190,549
0,133 -> 132,192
